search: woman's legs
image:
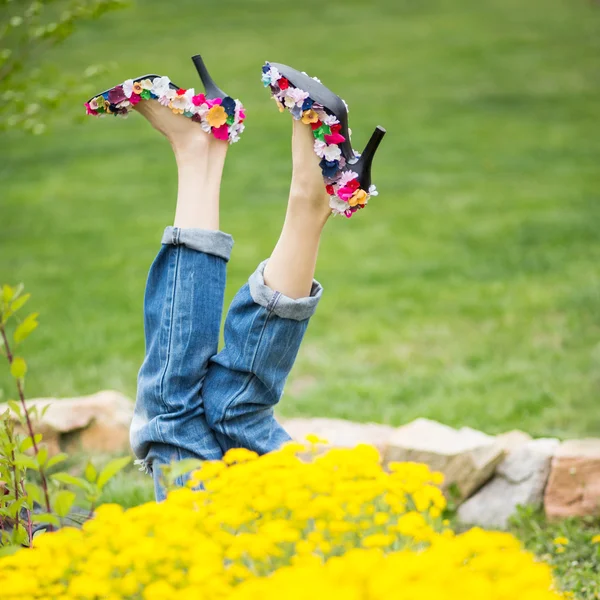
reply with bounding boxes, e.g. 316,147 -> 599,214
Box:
202,120 -> 330,453
129,102 -> 231,499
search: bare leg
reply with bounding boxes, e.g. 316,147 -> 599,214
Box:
264,119 -> 331,299
135,101 -> 228,230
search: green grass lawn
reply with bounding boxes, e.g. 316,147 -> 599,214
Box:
2,0 -> 600,438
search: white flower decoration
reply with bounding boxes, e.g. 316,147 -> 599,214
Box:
338,171 -> 360,186
323,114 -> 340,126
323,144 -> 342,162
171,89 -> 195,111
140,79 -> 153,91
314,139 -> 327,158
122,79 -> 134,99
368,184 -> 378,197
329,196 -> 348,215
285,87 -> 309,107
151,76 -> 171,98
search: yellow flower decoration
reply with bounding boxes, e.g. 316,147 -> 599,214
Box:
301,109 -> 319,124
349,188 -> 368,207
553,536 -> 569,545
132,81 -> 144,95
207,105 -> 228,128
271,96 -> 285,112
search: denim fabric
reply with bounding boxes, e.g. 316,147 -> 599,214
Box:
131,227 -> 322,500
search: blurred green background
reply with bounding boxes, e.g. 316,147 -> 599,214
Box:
2,0 -> 599,437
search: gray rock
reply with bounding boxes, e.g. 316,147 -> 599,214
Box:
281,417 -> 396,458
458,438 -> 559,529
385,418 -> 505,500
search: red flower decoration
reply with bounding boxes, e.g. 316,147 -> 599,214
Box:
176,88 -> 187,96
129,93 -> 141,105
278,77 -> 289,90
326,184 -> 335,196
347,179 -> 360,191
331,123 -> 342,134
310,120 -> 323,131
192,93 -> 207,106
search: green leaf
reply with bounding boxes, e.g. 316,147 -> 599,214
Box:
36,445 -> 48,467
15,453 -> 38,470
96,456 -> 130,490
14,312 -> 39,344
1,285 -> 15,303
46,453 -> 68,470
10,357 -> 27,379
7,399 -> 21,417
24,482 -> 43,505
20,433 -> 42,452
53,490 -> 76,518
51,472 -> 90,491
10,293 -> 30,314
8,497 -> 26,518
84,461 -> 97,483
32,512 -> 60,527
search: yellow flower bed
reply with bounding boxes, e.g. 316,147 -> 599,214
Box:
0,442 -> 565,599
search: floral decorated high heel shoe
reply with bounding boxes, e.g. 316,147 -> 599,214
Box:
85,54 -> 246,143
262,62 -> 385,218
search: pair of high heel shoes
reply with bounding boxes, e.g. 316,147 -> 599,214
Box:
86,55 -> 386,219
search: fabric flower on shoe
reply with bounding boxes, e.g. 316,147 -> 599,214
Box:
323,144 -> 342,162
212,124 -> 229,141
151,76 -> 171,97
349,188 -> 368,207
122,79 -> 134,98
368,184 -> 378,197
314,139 -> 327,158
338,170 -> 360,186
290,105 -> 303,120
302,98 -> 314,111
108,86 -> 127,104
129,94 -> 142,106
132,81 -> 144,95
171,89 -> 194,112
329,196 -> 349,216
207,105 -> 228,128
262,65 -> 280,87
324,131 -> 346,145
277,77 -> 289,90
320,159 -> 340,178
84,102 -> 97,115
302,109 -> 319,125
221,96 -> 237,117
285,87 -> 309,107
140,79 -> 153,91
192,93 -> 206,106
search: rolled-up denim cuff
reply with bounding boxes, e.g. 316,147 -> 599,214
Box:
249,259 -> 323,321
162,226 -> 234,262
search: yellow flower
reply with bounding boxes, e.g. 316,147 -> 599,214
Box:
301,109 -> 319,124
306,433 -> 329,445
553,536 -> 569,545
348,188 -> 368,207
207,105 -> 228,127
592,534 -> 600,544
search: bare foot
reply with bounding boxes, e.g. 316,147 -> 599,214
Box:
134,100 -> 212,154
288,120 -> 331,221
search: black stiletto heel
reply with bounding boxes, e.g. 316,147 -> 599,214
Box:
85,54 -> 246,144
262,61 -> 386,218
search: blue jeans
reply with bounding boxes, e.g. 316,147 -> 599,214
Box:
130,227 -> 322,500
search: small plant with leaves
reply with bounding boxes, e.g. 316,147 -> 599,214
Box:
0,283 -> 129,554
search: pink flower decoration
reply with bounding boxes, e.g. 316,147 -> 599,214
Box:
192,93 -> 206,106
239,108 -> 246,120
324,132 -> 346,145
84,103 -> 98,116
206,97 -> 223,108
129,93 -> 141,105
337,185 -> 355,201
212,124 -> 229,141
